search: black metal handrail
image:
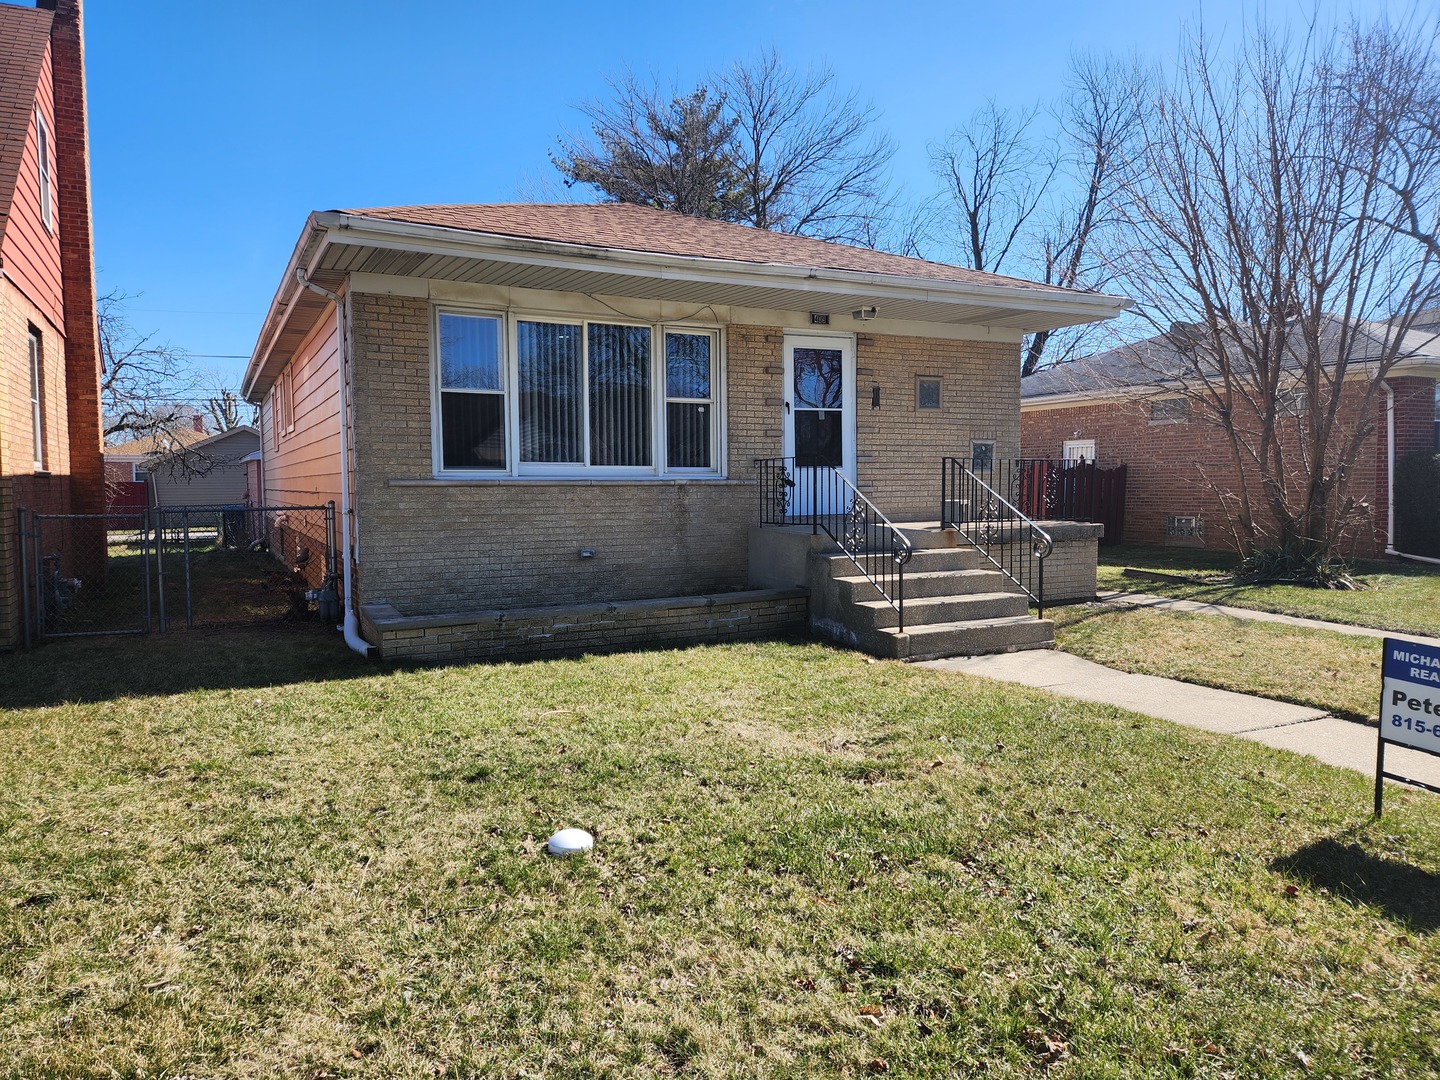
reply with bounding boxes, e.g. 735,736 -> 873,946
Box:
940,457 -> 1053,616
756,457 -> 914,631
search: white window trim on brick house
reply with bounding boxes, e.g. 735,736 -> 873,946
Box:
429,304 -> 728,480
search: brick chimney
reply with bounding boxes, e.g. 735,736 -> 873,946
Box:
38,0 -> 104,517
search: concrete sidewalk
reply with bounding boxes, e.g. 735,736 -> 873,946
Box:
1096,589 -> 1440,648
920,649 -> 1440,792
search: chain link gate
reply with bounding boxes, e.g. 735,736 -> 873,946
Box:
17,503 -> 336,644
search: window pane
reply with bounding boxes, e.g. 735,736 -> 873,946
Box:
667,402 -> 710,468
519,321 -> 583,463
441,392 -> 505,470
666,333 -> 711,399
796,410 -> 842,468
589,323 -> 651,467
438,314 -> 502,391
794,347 -> 842,409
970,441 -> 994,471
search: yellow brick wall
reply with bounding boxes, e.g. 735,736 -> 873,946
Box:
346,294 -> 1024,617
854,332 -> 1020,519
0,277 -> 75,648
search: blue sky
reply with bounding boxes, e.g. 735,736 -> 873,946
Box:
79,0 -> 1367,392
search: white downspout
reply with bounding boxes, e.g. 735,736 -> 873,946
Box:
1385,381 -> 1397,556
295,268 -> 371,656
1383,379 -> 1440,567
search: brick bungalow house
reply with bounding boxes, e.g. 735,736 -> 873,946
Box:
1021,317 -> 1440,559
0,0 -> 104,650
242,203 -> 1128,660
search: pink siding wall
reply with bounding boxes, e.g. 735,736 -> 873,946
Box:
262,304 -> 342,507
0,39 -> 64,336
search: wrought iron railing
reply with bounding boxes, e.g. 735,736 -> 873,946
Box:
756,457 -> 914,631
940,457 -> 1053,615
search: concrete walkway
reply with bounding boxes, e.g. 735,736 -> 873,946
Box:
1096,589 -> 1440,648
920,649 -> 1440,792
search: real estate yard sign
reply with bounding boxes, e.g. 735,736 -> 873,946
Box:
1375,637 -> 1440,814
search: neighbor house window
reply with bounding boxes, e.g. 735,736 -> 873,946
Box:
1150,397 -> 1189,423
36,109 -> 52,233
436,309 -> 722,477
28,326 -> 45,470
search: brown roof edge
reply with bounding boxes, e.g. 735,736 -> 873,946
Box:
0,5 -> 54,240
334,202 -> 1106,297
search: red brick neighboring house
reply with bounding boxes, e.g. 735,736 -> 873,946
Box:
1020,317 -> 1440,559
0,0 -> 103,649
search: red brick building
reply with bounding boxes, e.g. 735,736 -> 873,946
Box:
0,0 -> 103,648
1021,320 -> 1440,559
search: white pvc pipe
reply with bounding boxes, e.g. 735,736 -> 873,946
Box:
295,268 -> 371,657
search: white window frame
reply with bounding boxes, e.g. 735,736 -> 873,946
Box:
430,305 -> 727,480
28,326 -> 45,471
35,109 -> 52,234
1062,438 -> 1096,463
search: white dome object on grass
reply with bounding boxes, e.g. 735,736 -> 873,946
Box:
547,828 -> 594,856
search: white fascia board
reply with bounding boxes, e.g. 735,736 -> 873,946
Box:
242,216 -> 329,402
1020,383 -> 1185,410
322,212 -> 1133,323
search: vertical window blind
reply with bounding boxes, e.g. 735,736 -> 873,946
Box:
438,312 -> 720,475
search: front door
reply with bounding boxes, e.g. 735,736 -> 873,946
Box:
782,334 -> 855,517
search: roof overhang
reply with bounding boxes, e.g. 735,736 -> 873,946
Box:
243,212 -> 1132,402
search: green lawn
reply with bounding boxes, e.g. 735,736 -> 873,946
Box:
1053,605 -> 1384,722
1096,544 -> 1440,638
2,633 -> 1439,1077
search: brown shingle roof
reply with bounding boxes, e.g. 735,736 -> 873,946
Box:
0,4 -> 53,246
338,202 -> 1080,294
105,425 -> 210,457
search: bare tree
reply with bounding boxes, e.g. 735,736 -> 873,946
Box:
1023,55 -> 1149,375
721,49 -> 895,244
1107,21 -> 1440,578
552,74 -> 744,219
100,291 -> 203,446
203,388 -> 251,433
551,54 -> 893,242
931,100 -> 1055,275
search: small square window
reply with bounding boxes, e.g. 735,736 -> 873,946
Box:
917,377 -> 942,410
1150,397 -> 1189,423
970,440 -> 995,471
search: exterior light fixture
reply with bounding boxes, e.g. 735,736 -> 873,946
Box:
852,306 -> 878,321
871,385 -> 881,409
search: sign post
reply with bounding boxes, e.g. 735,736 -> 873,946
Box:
1375,637 -> 1440,815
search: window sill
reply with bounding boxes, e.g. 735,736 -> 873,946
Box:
389,476 -> 746,488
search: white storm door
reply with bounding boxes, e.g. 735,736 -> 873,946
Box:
782,334 -> 855,517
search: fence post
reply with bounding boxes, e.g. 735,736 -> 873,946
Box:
155,509 -> 167,633
32,515 -> 45,641
17,509 -> 31,648
141,511 -> 152,633
182,507 -> 193,630
325,501 -> 337,584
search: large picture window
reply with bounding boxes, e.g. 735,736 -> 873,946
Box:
435,310 -> 721,477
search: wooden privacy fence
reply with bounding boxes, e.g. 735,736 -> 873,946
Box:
1011,459 -> 1128,546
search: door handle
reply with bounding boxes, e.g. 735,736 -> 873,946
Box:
784,401 -> 791,414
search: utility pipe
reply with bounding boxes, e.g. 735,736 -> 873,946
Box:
295,268 -> 371,656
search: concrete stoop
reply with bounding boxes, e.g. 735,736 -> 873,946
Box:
810,529 -> 1055,661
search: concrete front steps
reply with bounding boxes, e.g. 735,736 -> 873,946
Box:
815,528 -> 1055,661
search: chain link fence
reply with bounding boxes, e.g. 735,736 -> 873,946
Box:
16,503 -> 336,643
